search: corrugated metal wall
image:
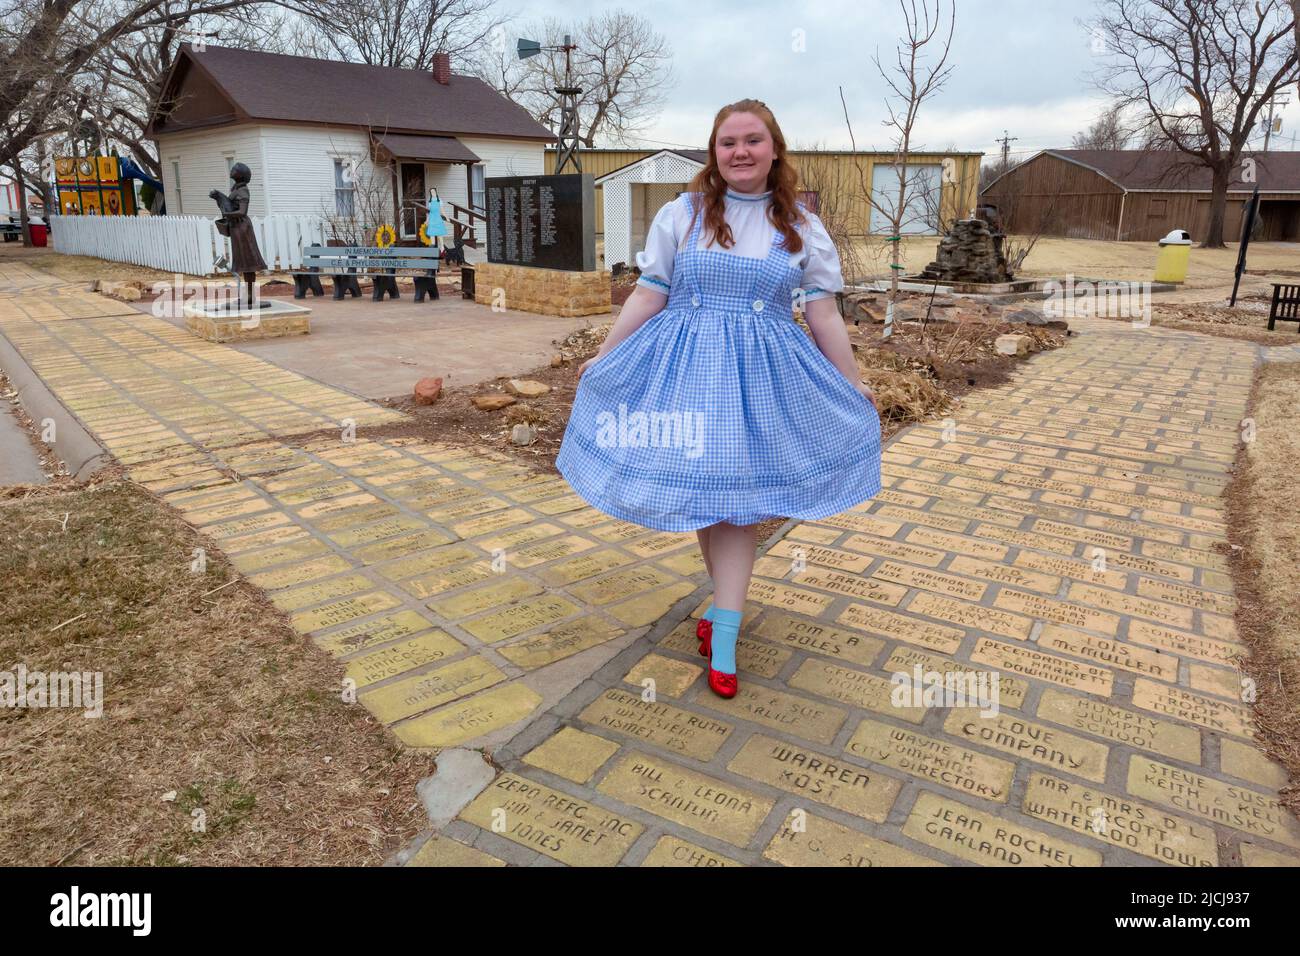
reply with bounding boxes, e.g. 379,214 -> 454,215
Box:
544,148 -> 983,238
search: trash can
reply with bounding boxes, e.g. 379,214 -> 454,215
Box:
28,223 -> 48,247
1154,228 -> 1191,283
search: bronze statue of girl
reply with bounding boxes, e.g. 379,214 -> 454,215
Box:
209,162 -> 268,307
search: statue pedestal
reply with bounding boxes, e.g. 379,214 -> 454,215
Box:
184,299 -> 312,343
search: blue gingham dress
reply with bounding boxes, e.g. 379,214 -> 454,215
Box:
555,191 -> 881,532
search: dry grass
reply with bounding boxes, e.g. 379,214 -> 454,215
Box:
0,241 -> 185,285
853,348 -> 953,429
1132,304 -> 1300,346
837,235 -> 1300,293
1225,360 -> 1300,816
0,479 -> 436,866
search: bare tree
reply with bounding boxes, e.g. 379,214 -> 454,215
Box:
1088,0 -> 1298,247
283,0 -> 504,70
840,0 -> 954,334
1072,100 -> 1136,148
78,5 -> 282,179
0,0 -> 263,243
467,12 -> 675,147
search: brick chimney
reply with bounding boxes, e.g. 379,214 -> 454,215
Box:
432,52 -> 451,85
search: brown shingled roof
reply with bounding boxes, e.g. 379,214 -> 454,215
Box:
151,44 -> 557,141
1050,149 -> 1300,192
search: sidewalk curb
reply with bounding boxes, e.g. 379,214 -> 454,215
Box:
0,326 -> 113,479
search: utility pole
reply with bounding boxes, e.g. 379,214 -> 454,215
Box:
1261,92 -> 1290,150
995,130 -> 1018,169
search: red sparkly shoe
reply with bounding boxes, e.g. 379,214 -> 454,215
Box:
696,616 -> 712,657
697,628 -> 738,698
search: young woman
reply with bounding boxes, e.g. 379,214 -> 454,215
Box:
555,99 -> 882,698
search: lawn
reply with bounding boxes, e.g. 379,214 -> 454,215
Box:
1226,359 -> 1300,816
0,479 -> 436,865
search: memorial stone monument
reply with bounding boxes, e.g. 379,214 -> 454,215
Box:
474,172 -> 609,317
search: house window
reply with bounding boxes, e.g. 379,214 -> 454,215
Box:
171,161 -> 183,214
1148,198 -> 1168,216
224,154 -> 235,175
471,164 -> 486,214
334,158 -> 356,217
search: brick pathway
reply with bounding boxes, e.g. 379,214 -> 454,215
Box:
428,317 -> 1300,868
3,265 -> 1296,867
0,265 -> 708,755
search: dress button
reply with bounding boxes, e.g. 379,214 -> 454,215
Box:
691,295 -> 701,307
752,299 -> 764,312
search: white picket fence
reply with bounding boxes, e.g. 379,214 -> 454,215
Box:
49,214 -> 329,276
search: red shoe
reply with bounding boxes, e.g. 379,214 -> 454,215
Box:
697,627 -> 738,698
696,617 -> 712,656
707,665 -> 738,698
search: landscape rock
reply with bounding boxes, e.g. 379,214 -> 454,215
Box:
413,376 -> 443,405
510,423 -> 537,445
506,378 -> 550,398
472,394 -> 516,411
995,333 -> 1033,357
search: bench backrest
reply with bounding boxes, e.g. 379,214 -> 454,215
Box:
303,244 -> 440,270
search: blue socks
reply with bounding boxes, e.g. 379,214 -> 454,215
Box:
702,603 -> 715,621
708,608 -> 743,675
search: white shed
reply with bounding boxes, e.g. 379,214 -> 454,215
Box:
595,149 -> 707,270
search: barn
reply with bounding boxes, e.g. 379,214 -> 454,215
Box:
980,149 -> 1300,243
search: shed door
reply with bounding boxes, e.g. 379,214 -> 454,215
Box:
869,163 -> 941,234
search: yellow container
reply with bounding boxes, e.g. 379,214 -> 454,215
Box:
1154,229 -> 1191,284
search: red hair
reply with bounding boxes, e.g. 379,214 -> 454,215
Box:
685,98 -> 807,255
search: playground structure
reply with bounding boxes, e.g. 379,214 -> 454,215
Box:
54,155 -> 163,216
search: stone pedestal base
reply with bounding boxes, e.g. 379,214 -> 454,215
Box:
184,299 -> 312,343
472,263 -> 611,317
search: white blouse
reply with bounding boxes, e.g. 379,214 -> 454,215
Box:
634,188 -> 844,303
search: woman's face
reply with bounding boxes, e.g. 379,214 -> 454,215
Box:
715,112 -> 775,194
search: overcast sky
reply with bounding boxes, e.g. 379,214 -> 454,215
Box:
512,0 -> 1300,161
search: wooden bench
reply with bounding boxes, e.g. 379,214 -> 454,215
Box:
1267,283 -> 1300,331
291,245 -> 441,302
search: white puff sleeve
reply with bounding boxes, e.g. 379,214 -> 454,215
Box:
797,210 -> 845,302
633,198 -> 680,295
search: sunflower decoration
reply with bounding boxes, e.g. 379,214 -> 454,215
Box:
417,221 -> 436,246
374,223 -> 397,248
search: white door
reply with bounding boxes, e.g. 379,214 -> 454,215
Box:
869,163 -> 942,234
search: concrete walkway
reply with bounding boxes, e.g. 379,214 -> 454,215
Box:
1,262 -> 1296,867
0,403 -> 46,484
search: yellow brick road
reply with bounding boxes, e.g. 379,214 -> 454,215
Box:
2,264 -> 1295,867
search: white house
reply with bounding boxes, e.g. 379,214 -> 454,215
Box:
146,44 -> 557,252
